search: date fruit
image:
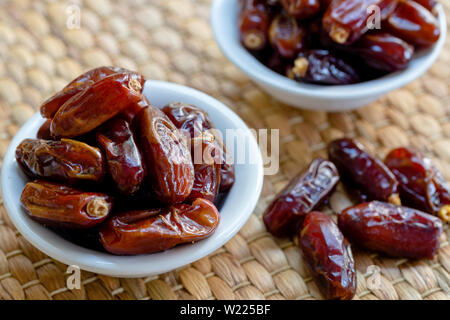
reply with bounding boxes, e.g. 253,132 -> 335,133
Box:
16,138 -> 105,184
323,0 -> 398,44
289,50 -> 359,85
280,0 -> 321,19
99,198 -> 220,255
239,0 -> 274,50
36,120 -> 53,140
299,211 -> 356,300
40,66 -> 145,119
385,147 -> 450,222
50,72 -> 143,138
133,106 -> 194,204
386,0 -> 440,48
97,118 -> 146,195
338,201 -> 443,258
328,138 -> 400,204
21,180 -> 112,228
263,158 -> 340,237
269,11 -> 306,59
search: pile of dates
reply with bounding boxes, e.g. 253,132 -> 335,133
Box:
264,138 -> 447,299
239,0 -> 441,84
16,66 -> 235,255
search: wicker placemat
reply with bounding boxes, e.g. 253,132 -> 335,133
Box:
0,0 -> 448,300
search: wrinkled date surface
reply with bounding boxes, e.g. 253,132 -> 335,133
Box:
133,106 -> 194,204
352,32 -> 414,72
21,180 -> 112,228
338,201 -> 443,258
99,198 -> 220,255
50,72 -> 143,138
385,147 -> 450,222
97,118 -> 146,195
40,66 -> 145,119
323,0 -> 398,44
299,211 -> 356,300
280,0 -> 321,19
263,158 -> 340,237
16,138 -> 105,184
239,0 -> 275,51
269,12 -> 306,59
386,0 -> 440,48
328,138 -> 400,204
290,50 -> 360,85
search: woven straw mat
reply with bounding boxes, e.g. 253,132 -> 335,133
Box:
0,0 -> 449,300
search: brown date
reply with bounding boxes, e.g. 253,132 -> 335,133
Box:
328,138 -> 400,204
289,50 -> 359,85
412,0 -> 437,11
40,66 -> 145,119
21,180 -> 112,229
384,147 -> 450,222
239,0 -> 274,51
50,72 -> 143,138
338,201 -> 443,259
323,0 -> 398,44
133,106 -> 194,204
16,138 -> 105,184
299,211 -> 356,300
263,158 -> 340,237
36,120 -> 53,140
279,0 -> 321,19
96,118 -> 146,195
269,11 -> 306,59
99,198 -> 220,255
386,0 -> 440,48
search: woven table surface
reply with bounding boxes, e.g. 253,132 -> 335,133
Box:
0,0 -> 449,300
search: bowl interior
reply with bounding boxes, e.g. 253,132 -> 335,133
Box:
1,80 -> 264,277
211,0 -> 447,100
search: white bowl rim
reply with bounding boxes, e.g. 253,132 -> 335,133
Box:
211,0 -> 447,100
1,80 -> 264,278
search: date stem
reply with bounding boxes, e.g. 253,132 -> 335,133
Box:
87,198 -> 110,218
330,24 -> 349,44
438,205 -> 450,223
243,31 -> 265,50
292,57 -> 309,78
388,193 -> 401,206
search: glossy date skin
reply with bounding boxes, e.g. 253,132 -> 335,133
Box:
16,138 -> 105,184
36,120 -> 53,140
338,201 -> 443,258
99,198 -> 220,255
323,0 -> 398,44
299,211 -> 356,300
40,66 -> 145,119
328,138 -> 400,204
50,72 -> 143,138
279,0 -> 321,19
269,12 -> 306,59
386,0 -> 440,48
133,106 -> 194,204
290,50 -> 359,85
239,0 -> 274,51
263,158 -> 340,237
385,147 -> 450,222
96,118 -> 146,195
21,180 -> 112,229
412,0 -> 437,11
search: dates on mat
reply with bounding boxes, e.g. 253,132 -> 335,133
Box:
338,201 -> 443,259
21,180 -> 112,229
328,138 -> 401,204
99,198 -> 220,255
385,147 -> 450,222
16,138 -> 105,184
263,158 -> 339,237
299,211 -> 356,300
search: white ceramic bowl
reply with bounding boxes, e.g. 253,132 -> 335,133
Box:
211,0 -> 447,111
1,80 -> 264,277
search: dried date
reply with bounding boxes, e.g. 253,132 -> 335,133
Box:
21,180 -> 112,229
263,158 -> 340,237
299,211 -> 356,300
36,120 -> 53,140
338,201 -> 443,258
16,138 -> 105,184
328,138 -> 400,204
279,0 -> 321,19
96,117 -> 146,195
269,11 -> 306,59
239,0 -> 274,51
99,198 -> 220,255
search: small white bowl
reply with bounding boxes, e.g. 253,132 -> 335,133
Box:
1,80 -> 264,277
211,0 -> 447,111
